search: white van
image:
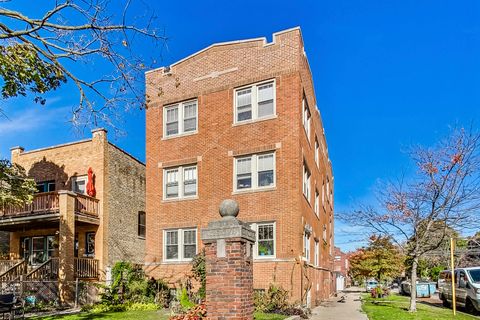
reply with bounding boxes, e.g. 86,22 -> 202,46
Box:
438,267 -> 480,314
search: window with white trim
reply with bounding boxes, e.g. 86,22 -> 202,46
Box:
164,228 -> 197,261
303,163 -> 311,202
72,176 -> 87,194
322,180 -> 325,208
250,222 -> 276,258
327,177 -> 330,203
235,80 -> 275,123
164,165 -> 197,199
235,152 -> 275,191
164,100 -> 198,138
314,240 -> 319,267
302,97 -> 311,141
314,189 -> 320,217
314,139 -> 319,166
304,231 -> 311,262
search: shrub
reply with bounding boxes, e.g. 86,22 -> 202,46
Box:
191,250 -> 206,300
179,288 -> 195,311
254,285 -> 289,313
170,303 -> 206,320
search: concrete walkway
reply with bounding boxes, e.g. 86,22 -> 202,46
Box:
311,287 -> 368,320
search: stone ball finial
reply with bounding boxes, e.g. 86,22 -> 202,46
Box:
219,199 -> 239,218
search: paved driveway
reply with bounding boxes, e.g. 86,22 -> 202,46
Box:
311,287 -> 368,320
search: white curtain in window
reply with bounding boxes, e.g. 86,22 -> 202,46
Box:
167,107 -> 178,123
237,89 -> 252,107
258,154 -> 274,171
237,157 -> 252,174
258,83 -> 273,102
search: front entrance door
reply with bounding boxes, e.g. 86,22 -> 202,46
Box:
21,236 -> 56,265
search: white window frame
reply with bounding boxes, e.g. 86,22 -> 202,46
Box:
234,79 -> 276,124
302,97 -> 311,142
314,240 -> 319,267
314,139 -> 319,166
250,222 -> 276,259
163,99 -> 198,138
322,180 -> 326,209
233,152 -> 276,192
303,163 -> 311,203
72,176 -> 88,195
303,231 -> 311,262
163,165 -> 198,200
163,228 -> 197,262
314,189 -> 320,218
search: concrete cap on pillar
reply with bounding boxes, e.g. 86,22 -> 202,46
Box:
219,199 -> 239,218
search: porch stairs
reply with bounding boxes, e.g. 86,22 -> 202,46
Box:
0,259 -> 59,281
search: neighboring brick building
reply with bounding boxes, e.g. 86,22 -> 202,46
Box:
145,27 -> 335,306
334,247 -> 350,291
0,129 -> 145,289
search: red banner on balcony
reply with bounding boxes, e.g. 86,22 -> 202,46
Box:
87,167 -> 96,197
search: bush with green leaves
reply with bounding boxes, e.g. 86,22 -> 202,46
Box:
191,250 -> 206,299
254,285 -> 290,313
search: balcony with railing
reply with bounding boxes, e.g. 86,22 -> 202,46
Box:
0,191 -> 99,227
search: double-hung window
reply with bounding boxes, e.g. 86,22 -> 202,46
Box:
235,152 -> 275,191
323,224 -> 327,243
250,222 -> 276,258
314,190 -> 320,218
314,139 -> 319,166
164,100 -> 198,138
235,80 -> 275,123
164,228 -> 197,261
303,163 -> 311,202
164,165 -> 197,199
314,240 -> 319,267
138,211 -> 146,238
304,232 -> 311,262
326,177 -> 330,204
322,180 -> 326,209
302,97 -> 311,141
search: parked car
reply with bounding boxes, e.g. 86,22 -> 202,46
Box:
366,280 -> 379,292
438,267 -> 480,314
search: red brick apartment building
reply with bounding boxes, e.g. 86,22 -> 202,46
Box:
334,247 -> 350,292
144,27 -> 335,307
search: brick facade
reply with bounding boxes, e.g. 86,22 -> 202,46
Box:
7,129 -> 146,275
145,27 -> 334,306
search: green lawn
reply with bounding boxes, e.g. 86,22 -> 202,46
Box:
362,294 -> 479,320
31,310 -> 286,320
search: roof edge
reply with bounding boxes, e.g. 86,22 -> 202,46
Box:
145,27 -> 302,75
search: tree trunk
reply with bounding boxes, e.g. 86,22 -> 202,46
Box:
409,257 -> 418,312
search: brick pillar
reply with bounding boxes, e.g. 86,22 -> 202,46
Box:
201,199 -> 256,320
58,191 -> 76,304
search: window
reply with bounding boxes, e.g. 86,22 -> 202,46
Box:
314,190 -> 320,217
303,232 -> 311,262
327,177 -> 330,203
138,211 -> 146,238
302,97 -> 311,141
46,236 -> 55,259
235,153 -> 275,191
32,236 -> 45,265
36,180 -> 55,193
314,240 -> 319,267
163,100 -> 198,138
72,176 -> 87,194
250,222 -> 275,258
235,80 -> 275,123
164,228 -> 197,261
164,165 -> 197,199
322,180 -> 326,208
314,139 -> 319,166
323,224 -> 327,243
303,163 -> 311,202
86,232 -> 95,256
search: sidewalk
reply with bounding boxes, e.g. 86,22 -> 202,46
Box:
311,287 -> 368,320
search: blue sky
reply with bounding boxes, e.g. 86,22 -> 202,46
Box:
1,0 -> 480,252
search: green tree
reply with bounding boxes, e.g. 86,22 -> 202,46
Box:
0,1 -> 166,129
0,159 -> 36,208
349,235 -> 404,282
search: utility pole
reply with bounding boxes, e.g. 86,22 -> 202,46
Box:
450,237 -> 456,316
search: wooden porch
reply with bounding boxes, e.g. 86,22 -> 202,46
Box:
0,191 -> 99,228
0,258 -> 99,281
